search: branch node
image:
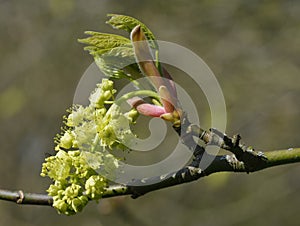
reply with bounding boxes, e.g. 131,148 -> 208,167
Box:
17,190 -> 25,204
232,134 -> 241,147
207,128 -> 268,172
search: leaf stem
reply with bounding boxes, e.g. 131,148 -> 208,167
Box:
115,90 -> 160,105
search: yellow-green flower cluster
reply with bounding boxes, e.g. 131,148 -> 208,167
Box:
41,150 -> 106,215
85,175 -> 106,199
49,182 -> 88,215
41,78 -> 138,215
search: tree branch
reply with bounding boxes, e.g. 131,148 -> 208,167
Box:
0,189 -> 52,205
1,147 -> 299,206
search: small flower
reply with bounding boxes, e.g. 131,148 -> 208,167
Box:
124,108 -> 139,123
59,130 -> 74,149
85,175 -> 107,199
41,150 -> 72,181
89,79 -> 116,109
71,196 -> 88,213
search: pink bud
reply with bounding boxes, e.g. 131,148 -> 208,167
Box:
136,103 -> 166,117
127,97 -> 166,117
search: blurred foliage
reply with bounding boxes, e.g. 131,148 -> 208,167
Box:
0,0 -> 300,226
0,86 -> 27,119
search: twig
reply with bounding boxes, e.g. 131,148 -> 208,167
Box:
0,189 -> 52,205
1,147 -> 299,205
181,116 -> 268,172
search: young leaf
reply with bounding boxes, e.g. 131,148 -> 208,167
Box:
78,31 -> 131,55
107,14 -> 158,49
79,32 -> 140,79
93,47 -> 141,79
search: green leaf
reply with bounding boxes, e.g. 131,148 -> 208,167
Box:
79,15 -> 159,80
78,31 -> 131,55
107,14 -> 158,49
93,47 -> 141,79
79,31 -> 141,79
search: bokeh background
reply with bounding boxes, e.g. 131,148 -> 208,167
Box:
1,0 -> 300,225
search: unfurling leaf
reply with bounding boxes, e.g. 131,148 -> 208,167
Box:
107,14 -> 158,49
78,31 -> 131,55
78,32 -> 139,79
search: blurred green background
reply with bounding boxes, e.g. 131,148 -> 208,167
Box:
1,0 -> 300,225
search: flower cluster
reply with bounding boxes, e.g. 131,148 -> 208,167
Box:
41,79 -> 137,215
